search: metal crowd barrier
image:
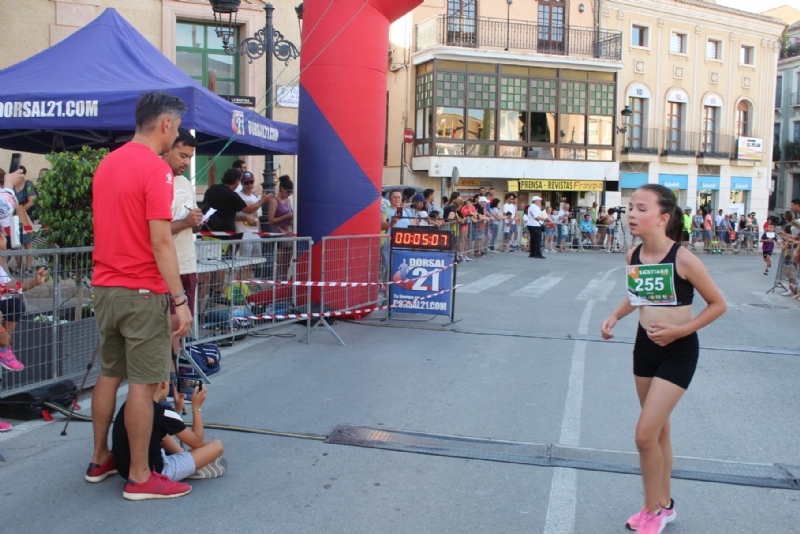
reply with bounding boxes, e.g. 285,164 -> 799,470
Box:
768,245 -> 797,296
193,235 -> 312,346
0,246 -> 97,398
301,233 -> 393,345
439,220 -> 498,260
320,235 -> 383,319
434,216 -> 635,256
0,236 -> 312,398
569,221 -> 630,253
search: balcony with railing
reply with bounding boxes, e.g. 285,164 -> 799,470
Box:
698,133 -> 732,160
622,127 -> 659,155
415,16 -> 623,61
661,130 -> 698,158
782,142 -> 800,167
791,92 -> 800,107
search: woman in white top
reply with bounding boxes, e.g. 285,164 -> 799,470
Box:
605,208 -> 618,252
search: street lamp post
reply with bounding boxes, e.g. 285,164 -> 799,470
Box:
616,105 -> 632,135
505,0 -> 513,51
208,0 -> 301,194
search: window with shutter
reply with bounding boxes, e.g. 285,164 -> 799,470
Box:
706,40 -> 720,60
670,33 -> 686,54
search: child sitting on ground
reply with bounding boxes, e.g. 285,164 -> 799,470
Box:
761,224 -> 776,275
111,382 -> 225,500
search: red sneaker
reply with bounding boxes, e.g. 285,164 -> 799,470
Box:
123,471 -> 191,501
85,453 -> 118,482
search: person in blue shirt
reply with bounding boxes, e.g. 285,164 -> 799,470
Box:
580,213 -> 595,246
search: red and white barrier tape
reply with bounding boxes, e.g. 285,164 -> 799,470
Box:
198,231 -> 296,238
231,284 -> 462,321
239,263 -> 454,288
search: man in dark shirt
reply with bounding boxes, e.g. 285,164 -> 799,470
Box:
202,168 -> 271,232
199,169 -> 273,304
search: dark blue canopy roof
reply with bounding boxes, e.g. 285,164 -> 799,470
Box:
0,8 -> 297,156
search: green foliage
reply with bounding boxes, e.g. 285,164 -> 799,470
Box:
782,141 -> 800,162
779,31 -> 789,58
39,146 -> 107,249
780,31 -> 800,59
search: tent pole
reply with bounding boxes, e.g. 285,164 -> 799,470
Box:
190,129 -> 197,191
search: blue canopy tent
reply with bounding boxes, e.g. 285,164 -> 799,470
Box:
0,8 -> 297,156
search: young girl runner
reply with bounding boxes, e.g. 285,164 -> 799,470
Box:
600,185 -> 726,534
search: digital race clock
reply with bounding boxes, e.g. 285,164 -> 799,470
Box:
390,228 -> 455,252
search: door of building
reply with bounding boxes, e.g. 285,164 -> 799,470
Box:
537,0 -> 566,54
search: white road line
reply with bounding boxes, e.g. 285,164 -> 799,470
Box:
544,266 -> 622,534
458,273 -> 516,294
575,279 -> 617,301
511,276 -> 563,298
543,300 -> 593,534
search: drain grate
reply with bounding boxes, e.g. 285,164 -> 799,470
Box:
743,303 -> 791,310
327,425 -> 800,490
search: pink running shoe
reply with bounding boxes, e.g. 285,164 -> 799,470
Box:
637,510 -> 666,534
626,500 -> 676,530
0,347 -> 23,371
0,420 -> 11,432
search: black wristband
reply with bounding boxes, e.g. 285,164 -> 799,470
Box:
173,298 -> 188,307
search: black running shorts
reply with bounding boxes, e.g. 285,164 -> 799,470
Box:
633,324 -> 699,390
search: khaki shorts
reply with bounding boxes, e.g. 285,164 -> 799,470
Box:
94,286 -> 171,384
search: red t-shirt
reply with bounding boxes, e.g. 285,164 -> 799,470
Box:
92,142 -> 174,293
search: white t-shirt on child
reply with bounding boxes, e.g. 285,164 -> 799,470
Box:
0,266 -> 19,300
0,188 -> 18,229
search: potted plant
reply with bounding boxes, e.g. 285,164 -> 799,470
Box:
37,147 -> 105,382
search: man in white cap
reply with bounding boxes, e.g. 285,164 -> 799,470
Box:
527,196 -> 546,258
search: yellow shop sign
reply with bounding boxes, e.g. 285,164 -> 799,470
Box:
518,179 -> 604,192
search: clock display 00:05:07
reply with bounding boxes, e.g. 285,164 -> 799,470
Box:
391,229 -> 454,251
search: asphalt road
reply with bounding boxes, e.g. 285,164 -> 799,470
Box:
1,249 -> 798,533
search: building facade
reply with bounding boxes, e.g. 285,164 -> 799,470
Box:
0,0 -> 301,194
774,20 -> 800,212
610,0 -> 783,222
387,0 -> 624,209
386,0 -> 783,221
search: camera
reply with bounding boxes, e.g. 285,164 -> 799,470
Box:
614,206 -> 627,214
179,378 -> 203,395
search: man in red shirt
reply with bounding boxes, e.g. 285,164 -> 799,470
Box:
86,92 -> 194,501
